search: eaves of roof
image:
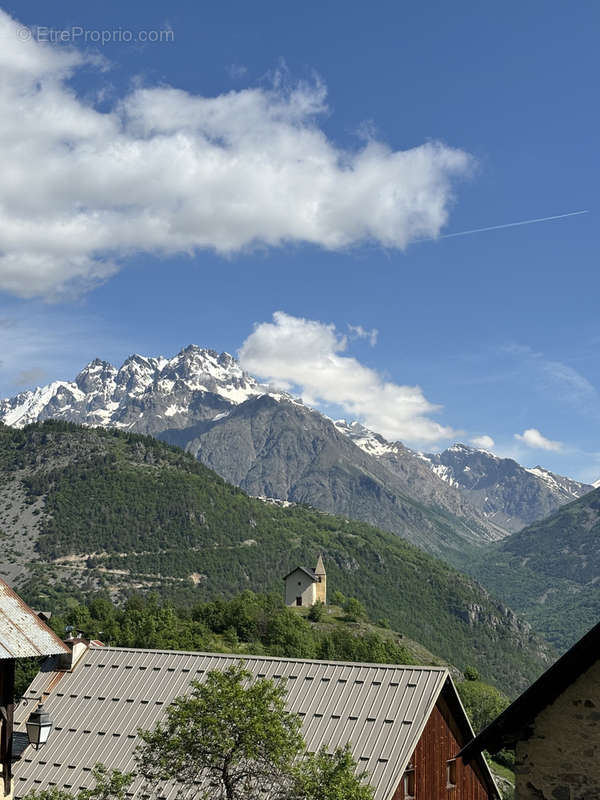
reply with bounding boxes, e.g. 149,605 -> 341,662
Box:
460,617 -> 600,760
0,579 -> 69,659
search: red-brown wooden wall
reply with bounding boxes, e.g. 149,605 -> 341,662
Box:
392,695 -> 492,800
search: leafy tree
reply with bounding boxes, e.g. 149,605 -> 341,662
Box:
463,665 -> 480,681
343,597 -> 366,622
136,664 -> 303,800
330,590 -> 345,607
15,657 -> 44,698
293,743 -> 374,800
21,765 -> 132,800
20,790 -> 73,800
136,665 -> 372,800
78,764 -> 133,800
457,679 -> 509,733
307,600 -> 325,622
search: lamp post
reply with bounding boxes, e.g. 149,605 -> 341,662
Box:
25,703 -> 52,749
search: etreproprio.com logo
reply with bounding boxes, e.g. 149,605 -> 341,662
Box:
17,26 -> 174,45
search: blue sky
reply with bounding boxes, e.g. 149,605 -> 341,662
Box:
0,1 -> 598,480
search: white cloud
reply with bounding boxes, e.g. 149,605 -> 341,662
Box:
0,10 -> 472,299
504,343 -> 600,420
470,435 -> 495,450
227,63 -> 248,79
514,428 -> 563,452
239,311 -> 457,444
347,324 -> 378,346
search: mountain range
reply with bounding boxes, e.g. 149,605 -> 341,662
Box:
0,346 -> 593,561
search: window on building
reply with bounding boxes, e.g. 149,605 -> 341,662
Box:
403,768 -> 415,798
446,759 -> 456,788
296,597 -> 302,606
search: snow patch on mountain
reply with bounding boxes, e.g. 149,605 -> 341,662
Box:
526,466 -> 585,498
2,381 -> 85,427
332,419 -> 399,457
428,462 -> 459,487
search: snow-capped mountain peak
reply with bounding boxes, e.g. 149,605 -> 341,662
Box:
0,346 -> 271,434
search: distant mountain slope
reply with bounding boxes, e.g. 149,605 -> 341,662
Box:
161,395 -> 504,559
331,422 -> 592,538
419,443 -> 591,532
0,420 -> 551,694
466,488 -> 600,650
0,347 -> 591,549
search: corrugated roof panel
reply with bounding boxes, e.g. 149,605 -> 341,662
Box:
13,648 -> 450,800
0,580 -> 69,659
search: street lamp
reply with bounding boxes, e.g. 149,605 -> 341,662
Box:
25,704 -> 52,749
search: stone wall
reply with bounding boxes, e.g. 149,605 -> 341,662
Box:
314,574 -> 326,604
515,658 -> 600,799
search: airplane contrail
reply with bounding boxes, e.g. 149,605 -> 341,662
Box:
424,209 -> 589,242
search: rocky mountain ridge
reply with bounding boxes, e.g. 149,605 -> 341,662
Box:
332,423 -> 592,532
419,443 -> 591,532
1,347 -> 592,544
0,347 -> 275,432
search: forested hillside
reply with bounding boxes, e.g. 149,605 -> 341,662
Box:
467,488 -> 600,650
0,421 -> 552,694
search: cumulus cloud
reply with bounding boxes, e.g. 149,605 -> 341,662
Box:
514,428 -> 563,451
239,311 -> 457,444
470,434 -> 495,450
0,10 -> 472,299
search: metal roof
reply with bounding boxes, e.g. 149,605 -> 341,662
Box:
12,648 -> 453,800
0,579 -> 69,659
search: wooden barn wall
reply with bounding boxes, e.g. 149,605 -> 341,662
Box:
392,695 -> 491,800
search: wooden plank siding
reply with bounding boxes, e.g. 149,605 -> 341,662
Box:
0,659 -> 15,795
392,695 -> 491,800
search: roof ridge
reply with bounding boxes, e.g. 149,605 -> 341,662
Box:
88,645 -> 449,671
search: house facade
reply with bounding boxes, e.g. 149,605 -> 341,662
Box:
460,618 -> 600,800
12,646 -> 498,799
0,579 -> 69,800
284,554 -> 326,607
